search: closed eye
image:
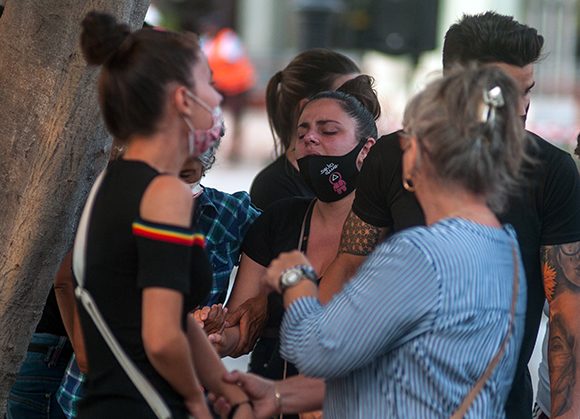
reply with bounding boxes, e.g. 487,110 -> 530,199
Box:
179,170 -> 195,179
524,82 -> 535,96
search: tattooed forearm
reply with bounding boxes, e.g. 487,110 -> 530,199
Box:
542,240 -> 580,417
338,210 -> 388,256
550,314 -> 576,416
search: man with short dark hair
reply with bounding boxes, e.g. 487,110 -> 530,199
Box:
321,11 -> 580,418
443,12 -> 541,121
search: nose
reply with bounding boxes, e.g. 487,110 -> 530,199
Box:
303,131 -> 320,146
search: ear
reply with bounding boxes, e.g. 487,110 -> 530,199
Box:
402,135 -> 420,176
356,137 -> 376,170
172,85 -> 193,117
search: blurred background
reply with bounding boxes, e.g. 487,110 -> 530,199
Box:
145,0 -> 580,193
146,0 -> 577,387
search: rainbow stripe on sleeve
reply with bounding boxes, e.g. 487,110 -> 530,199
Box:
132,221 -> 205,247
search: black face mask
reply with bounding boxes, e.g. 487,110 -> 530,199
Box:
297,141 -> 365,202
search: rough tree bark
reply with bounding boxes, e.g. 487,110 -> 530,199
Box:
0,0 -> 150,411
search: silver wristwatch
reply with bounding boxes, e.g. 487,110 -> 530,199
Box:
279,264 -> 318,292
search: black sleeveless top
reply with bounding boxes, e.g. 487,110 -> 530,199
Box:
78,159 -> 212,419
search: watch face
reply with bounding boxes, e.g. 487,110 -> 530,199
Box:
280,268 -> 303,290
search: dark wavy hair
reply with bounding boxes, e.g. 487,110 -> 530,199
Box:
443,12 -> 544,69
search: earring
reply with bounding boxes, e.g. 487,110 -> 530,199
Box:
402,176 -> 415,192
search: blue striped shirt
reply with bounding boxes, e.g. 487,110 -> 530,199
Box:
281,218 -> 526,418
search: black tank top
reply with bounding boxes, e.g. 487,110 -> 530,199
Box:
78,159 -> 212,419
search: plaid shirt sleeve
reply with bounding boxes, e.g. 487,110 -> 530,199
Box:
57,355 -> 85,419
197,188 -> 260,306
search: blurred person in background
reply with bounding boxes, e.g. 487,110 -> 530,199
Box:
201,17 -> 256,163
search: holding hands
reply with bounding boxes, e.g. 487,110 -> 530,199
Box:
192,304 -> 228,335
211,371 -> 279,419
213,296 -> 269,357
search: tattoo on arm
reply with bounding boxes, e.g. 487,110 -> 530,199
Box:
550,314 -> 576,417
542,241 -> 580,417
338,211 -> 388,256
542,241 -> 580,302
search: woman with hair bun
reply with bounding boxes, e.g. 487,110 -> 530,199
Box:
75,11 -> 251,419
249,49 -> 360,210
214,49 -> 362,368
210,76 -> 379,400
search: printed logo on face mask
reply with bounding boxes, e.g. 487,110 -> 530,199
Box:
320,163 -> 339,176
297,140 -> 365,203
329,172 -> 347,194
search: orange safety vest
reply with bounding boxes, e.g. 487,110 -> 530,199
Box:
204,28 -> 256,96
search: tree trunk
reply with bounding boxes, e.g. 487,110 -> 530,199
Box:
0,0 -> 150,411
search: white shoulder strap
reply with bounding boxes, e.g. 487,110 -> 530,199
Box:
72,170 -> 172,419
73,170 -> 105,286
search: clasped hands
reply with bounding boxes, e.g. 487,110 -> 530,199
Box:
193,251 -> 313,356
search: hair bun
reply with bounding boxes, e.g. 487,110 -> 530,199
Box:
336,75 -> 381,120
81,11 -> 131,65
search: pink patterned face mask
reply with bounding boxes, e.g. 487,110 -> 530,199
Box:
182,91 -> 225,157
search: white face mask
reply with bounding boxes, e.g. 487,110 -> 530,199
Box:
188,181 -> 203,198
182,91 -> 225,157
